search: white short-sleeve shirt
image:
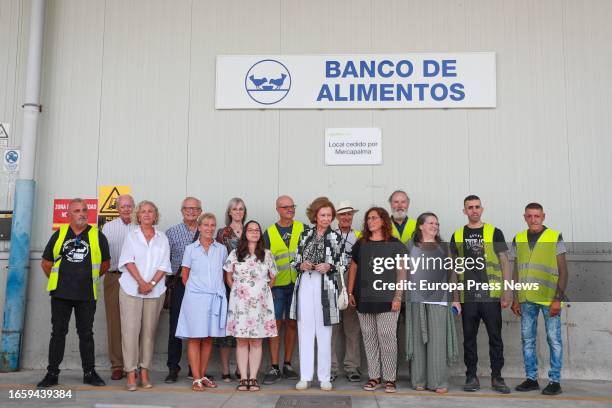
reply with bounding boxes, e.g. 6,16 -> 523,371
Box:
119,227 -> 172,298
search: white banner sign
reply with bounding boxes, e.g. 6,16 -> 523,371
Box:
325,128 -> 382,166
216,53 -> 496,109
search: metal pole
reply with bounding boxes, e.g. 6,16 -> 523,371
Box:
0,0 -> 46,371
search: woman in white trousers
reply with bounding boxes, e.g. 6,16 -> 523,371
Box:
290,197 -> 344,391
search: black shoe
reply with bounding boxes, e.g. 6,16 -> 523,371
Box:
346,370 -> 361,382
492,377 -> 511,394
463,376 -> 480,392
262,367 -> 282,384
515,378 -> 540,392
164,368 -> 179,383
330,372 -> 337,382
282,364 -> 298,380
542,382 -> 562,395
187,367 -> 193,380
83,370 -> 106,386
37,372 -> 59,388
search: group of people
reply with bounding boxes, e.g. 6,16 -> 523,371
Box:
36,190 -> 568,397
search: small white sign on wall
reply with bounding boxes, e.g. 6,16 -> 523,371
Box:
325,128 -> 382,166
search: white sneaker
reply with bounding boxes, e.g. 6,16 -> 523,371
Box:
295,381 -> 310,390
320,381 -> 333,391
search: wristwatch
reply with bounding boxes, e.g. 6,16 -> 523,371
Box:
151,280 -> 157,286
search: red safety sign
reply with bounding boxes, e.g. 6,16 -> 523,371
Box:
52,198 -> 98,230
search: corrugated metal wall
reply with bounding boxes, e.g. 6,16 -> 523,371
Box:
1,0 -> 611,249
1,0 -> 612,377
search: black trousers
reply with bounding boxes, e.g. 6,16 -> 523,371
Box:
461,301 -> 504,378
166,277 -> 185,370
48,297 -> 97,374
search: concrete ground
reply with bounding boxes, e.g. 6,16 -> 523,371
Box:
0,370 -> 611,408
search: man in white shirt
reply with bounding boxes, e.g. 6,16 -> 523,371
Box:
102,194 -> 136,380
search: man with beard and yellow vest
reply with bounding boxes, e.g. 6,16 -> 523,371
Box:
511,202 -> 568,396
388,190 -> 416,245
37,199 -> 110,388
387,190 -> 415,363
262,195 -> 304,384
450,195 -> 512,394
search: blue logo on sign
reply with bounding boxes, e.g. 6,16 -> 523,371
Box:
5,150 -> 18,164
245,59 -> 291,105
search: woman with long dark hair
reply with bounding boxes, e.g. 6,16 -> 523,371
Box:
224,220 -> 278,392
346,207 -> 406,393
405,212 -> 460,394
215,197 -> 247,381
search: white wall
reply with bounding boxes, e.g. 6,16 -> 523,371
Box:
1,0 -> 611,378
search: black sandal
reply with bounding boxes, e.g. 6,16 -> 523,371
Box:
237,379 -> 249,391
249,378 -> 260,392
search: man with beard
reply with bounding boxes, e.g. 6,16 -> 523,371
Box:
388,190 -> 416,245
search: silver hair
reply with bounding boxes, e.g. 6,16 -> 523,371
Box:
224,197 -> 247,226
388,190 -> 410,204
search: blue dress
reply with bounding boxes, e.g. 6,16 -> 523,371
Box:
176,240 -> 228,339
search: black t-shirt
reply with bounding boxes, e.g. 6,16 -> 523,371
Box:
42,225 -> 110,301
351,237 -> 404,314
450,226 -> 508,301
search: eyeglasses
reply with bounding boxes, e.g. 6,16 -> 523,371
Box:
182,207 -> 202,212
246,228 -> 261,233
367,216 -> 382,221
277,205 -> 297,210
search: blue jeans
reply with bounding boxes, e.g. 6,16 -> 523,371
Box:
520,302 -> 563,382
272,283 -> 295,320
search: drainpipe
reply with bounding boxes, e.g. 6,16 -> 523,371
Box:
0,0 -> 46,371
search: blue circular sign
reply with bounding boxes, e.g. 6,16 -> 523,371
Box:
5,150 -> 18,164
244,59 -> 291,105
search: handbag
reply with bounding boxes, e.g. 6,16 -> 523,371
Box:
337,268 -> 349,310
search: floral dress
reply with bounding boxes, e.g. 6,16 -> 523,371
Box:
223,249 -> 278,338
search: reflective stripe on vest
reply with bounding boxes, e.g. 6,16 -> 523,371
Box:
453,223 -> 502,301
515,228 -> 560,306
48,225 -> 102,300
391,218 -> 416,245
267,221 -> 304,287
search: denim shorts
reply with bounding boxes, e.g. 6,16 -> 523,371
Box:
271,283 -> 295,321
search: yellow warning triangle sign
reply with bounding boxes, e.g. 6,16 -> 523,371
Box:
99,186 -> 122,214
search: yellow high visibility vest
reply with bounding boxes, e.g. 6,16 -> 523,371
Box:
267,221 -> 304,287
354,229 -> 362,239
48,225 -> 102,300
453,223 -> 502,301
515,228 -> 560,306
391,218 -> 416,244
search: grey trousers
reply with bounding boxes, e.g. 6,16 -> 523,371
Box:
331,305 -> 362,373
410,303 -> 449,390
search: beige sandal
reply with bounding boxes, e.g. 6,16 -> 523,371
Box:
201,376 -> 217,388
192,378 -> 205,392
